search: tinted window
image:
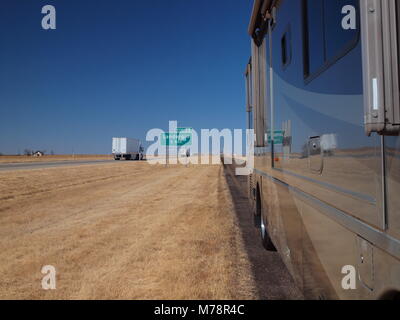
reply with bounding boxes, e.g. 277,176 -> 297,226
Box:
324,0 -> 359,61
281,34 -> 288,66
281,26 -> 292,69
304,0 -> 325,76
303,0 -> 360,79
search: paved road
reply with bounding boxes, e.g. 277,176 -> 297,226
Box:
0,160 -> 116,171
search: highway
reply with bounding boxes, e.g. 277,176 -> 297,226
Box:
0,160 -> 116,171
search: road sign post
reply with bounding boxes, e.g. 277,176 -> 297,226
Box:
267,130 -> 284,145
161,128 -> 192,166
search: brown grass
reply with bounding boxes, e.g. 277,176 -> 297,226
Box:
0,162 -> 258,299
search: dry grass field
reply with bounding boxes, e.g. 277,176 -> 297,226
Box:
0,161 -> 301,300
0,155 -> 112,164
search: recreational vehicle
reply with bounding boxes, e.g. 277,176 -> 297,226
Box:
245,0 -> 400,299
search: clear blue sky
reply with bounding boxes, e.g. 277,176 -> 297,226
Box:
0,0 -> 253,154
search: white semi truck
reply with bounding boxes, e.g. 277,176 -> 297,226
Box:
112,137 -> 143,161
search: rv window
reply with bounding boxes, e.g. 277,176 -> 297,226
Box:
303,0 -> 360,80
324,0 -> 359,61
245,70 -> 250,110
245,65 -> 254,130
303,0 -> 325,77
281,26 -> 292,69
281,35 -> 287,66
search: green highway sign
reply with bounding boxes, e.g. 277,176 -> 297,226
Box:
161,127 -> 192,146
267,130 -> 284,145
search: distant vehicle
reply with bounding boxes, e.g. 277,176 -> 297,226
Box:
112,137 -> 143,161
246,0 -> 400,299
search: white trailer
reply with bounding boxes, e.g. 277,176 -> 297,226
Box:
112,137 -> 143,160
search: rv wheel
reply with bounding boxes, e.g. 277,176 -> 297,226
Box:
260,210 -> 276,251
254,191 -> 261,227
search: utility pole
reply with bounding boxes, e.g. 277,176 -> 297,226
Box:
165,140 -> 169,168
